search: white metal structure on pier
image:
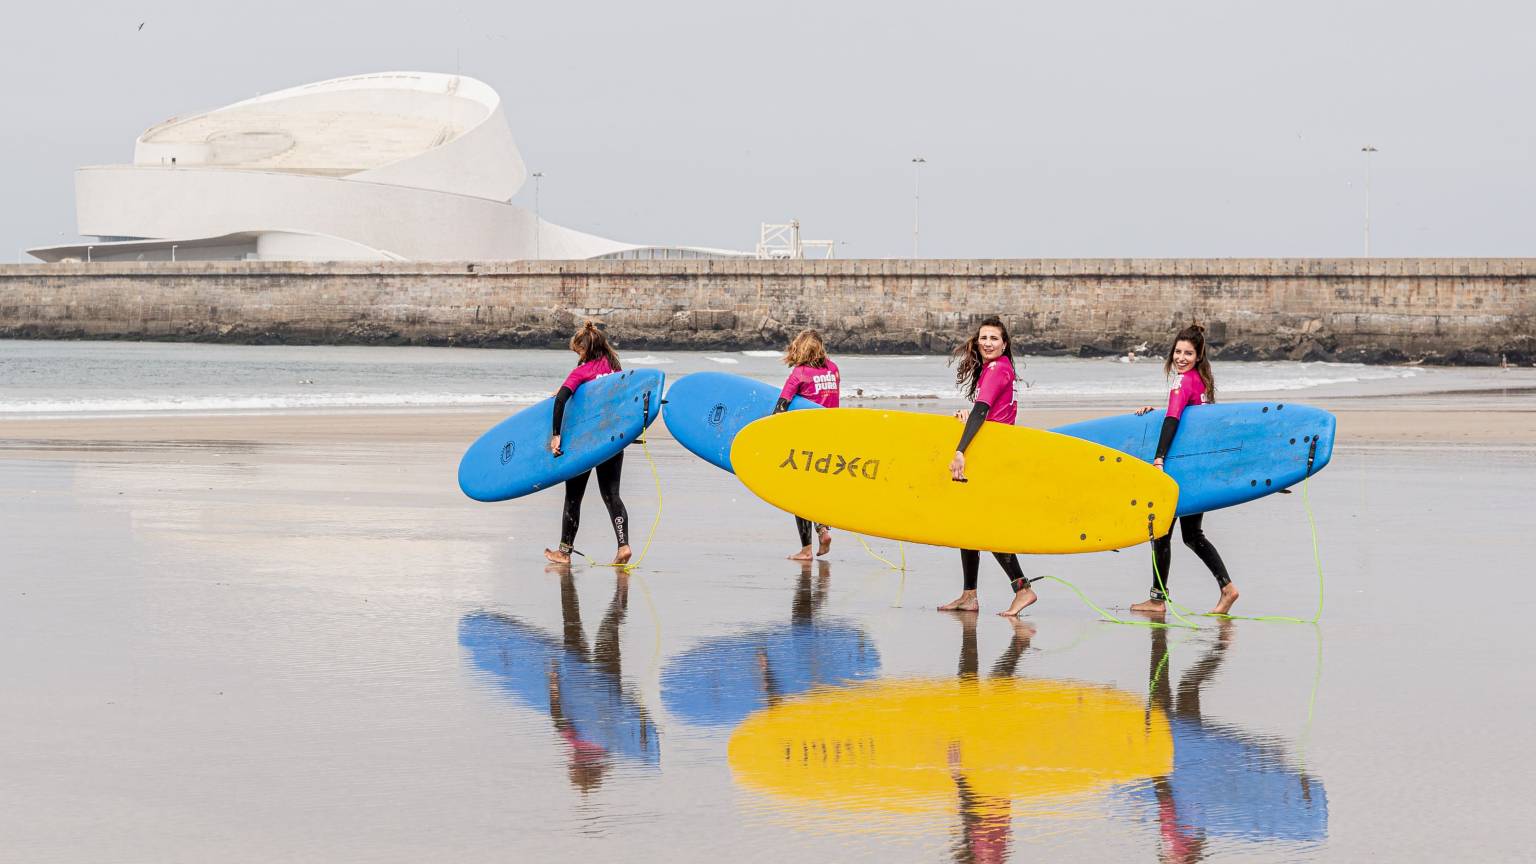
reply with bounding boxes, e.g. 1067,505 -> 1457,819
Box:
29,72 -> 749,263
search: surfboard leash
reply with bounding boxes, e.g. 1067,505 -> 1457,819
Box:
1198,457 -> 1327,626
853,534 -> 907,571
1029,573 -> 1198,631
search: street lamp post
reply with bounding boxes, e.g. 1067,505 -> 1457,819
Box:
1361,145 -> 1378,257
911,156 -> 926,259
531,171 -> 544,260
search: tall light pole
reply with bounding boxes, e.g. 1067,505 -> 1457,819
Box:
911,156 -> 926,259
531,171 -> 544,260
1360,146 -> 1378,257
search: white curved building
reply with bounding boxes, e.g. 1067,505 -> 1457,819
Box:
29,72 -> 744,263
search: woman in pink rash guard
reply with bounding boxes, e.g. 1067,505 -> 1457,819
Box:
937,316 -> 1039,617
772,329 -> 840,560
1129,323 -> 1239,616
544,322 -> 632,566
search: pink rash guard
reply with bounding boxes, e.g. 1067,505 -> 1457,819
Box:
1165,368 -> 1208,420
561,357 -> 615,393
975,358 -> 1017,425
779,360 -> 841,408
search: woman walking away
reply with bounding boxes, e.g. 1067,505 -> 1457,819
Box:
773,329 -> 840,560
937,316 -> 1038,617
544,322 -> 633,566
1129,323 -> 1239,616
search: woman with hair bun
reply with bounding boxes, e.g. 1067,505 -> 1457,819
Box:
544,322 -> 633,566
1129,323 -> 1240,615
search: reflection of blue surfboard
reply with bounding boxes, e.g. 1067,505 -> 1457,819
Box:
1131,719 -> 1328,841
661,623 -> 880,726
458,368 -> 664,502
662,371 -> 819,472
459,612 -> 660,764
1053,403 -> 1336,516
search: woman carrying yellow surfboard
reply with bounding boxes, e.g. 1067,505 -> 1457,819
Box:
773,329 -> 840,561
937,316 -> 1040,617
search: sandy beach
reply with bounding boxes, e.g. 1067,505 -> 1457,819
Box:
3,377 -> 1534,862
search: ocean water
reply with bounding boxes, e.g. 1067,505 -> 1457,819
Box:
0,340 -> 1485,418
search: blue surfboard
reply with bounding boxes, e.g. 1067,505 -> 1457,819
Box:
661,622 -> 881,727
1052,402 -> 1336,516
1129,719 -> 1328,841
459,612 -> 660,765
458,368 -> 664,502
662,371 -> 819,472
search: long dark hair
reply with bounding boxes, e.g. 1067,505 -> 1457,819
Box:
570,321 -> 621,371
1165,322 -> 1215,402
950,315 -> 1016,400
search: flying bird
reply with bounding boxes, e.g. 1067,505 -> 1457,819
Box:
138,22 -> 145,30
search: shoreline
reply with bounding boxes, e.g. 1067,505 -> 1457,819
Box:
2,394 -> 1532,451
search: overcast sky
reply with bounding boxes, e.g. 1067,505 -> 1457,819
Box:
2,1 -> 1532,260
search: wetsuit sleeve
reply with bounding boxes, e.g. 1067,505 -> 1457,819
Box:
955,402 -> 990,453
1154,416 -> 1179,462
551,386 -> 574,436
773,397 -> 791,414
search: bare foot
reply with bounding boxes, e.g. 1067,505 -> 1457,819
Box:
612,545 -> 633,566
938,590 -> 979,612
788,546 -> 814,561
544,547 -> 572,564
998,586 -> 1039,617
817,528 -> 832,557
1130,598 -> 1166,614
1210,583 -> 1239,615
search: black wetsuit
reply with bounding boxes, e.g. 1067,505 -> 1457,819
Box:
1147,414 -> 1230,600
553,385 -> 630,552
956,400 -> 1031,594
775,397 -> 826,548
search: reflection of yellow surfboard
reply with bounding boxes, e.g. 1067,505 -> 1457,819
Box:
731,409 -> 1177,553
728,678 -> 1172,816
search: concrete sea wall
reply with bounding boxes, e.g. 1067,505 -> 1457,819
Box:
2,259 -> 1533,364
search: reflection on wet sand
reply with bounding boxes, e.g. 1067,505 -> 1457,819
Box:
459,567 -> 659,792
661,561 -> 881,727
727,615 -> 1173,843
1137,622 -> 1328,859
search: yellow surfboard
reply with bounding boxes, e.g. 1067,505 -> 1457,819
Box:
731,408 -> 1177,553
728,677 -> 1173,816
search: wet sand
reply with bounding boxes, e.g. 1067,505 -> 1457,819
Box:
2,390 -> 1534,861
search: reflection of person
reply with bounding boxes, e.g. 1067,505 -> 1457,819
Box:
774,329 -> 840,560
545,321 -> 632,566
938,316 -> 1038,617
546,565 -> 645,793
947,613 -> 1035,863
1142,620 -> 1328,850
1130,323 -> 1239,616
757,560 -> 832,708
1145,621 -> 1231,862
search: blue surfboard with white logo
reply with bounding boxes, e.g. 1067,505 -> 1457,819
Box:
458,368 -> 664,502
1052,402 -> 1336,516
662,371 -> 820,473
